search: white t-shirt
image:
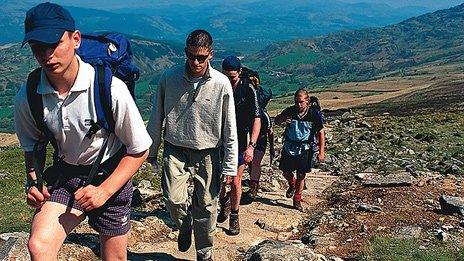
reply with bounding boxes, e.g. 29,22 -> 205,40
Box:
14,56 -> 152,165
191,76 -> 202,90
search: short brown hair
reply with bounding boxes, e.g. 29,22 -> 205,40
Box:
294,88 -> 309,100
186,29 -> 213,49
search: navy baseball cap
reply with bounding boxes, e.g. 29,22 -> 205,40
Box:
222,56 -> 241,71
22,2 -> 75,47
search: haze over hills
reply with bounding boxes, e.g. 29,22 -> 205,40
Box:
247,3 -> 464,93
1,0 -> 436,53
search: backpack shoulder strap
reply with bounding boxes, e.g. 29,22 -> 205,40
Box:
26,68 -> 45,134
84,64 -> 116,186
26,68 -> 59,150
86,64 -> 115,139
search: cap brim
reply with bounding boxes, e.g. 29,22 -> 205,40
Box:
22,28 -> 66,47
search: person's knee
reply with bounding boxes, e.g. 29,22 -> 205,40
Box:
28,234 -> 57,258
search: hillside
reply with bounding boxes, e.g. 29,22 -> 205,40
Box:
248,3 -> 464,94
0,37 -> 184,132
1,0 -> 431,53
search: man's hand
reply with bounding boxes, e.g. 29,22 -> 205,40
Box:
26,184 -> 50,209
243,146 -> 254,163
75,185 -> 112,211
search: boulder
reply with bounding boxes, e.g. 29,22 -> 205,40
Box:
439,195 -> 464,215
244,240 -> 322,261
0,232 -> 29,260
361,172 -> 413,187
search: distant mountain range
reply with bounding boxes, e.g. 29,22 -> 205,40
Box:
1,0 -> 433,53
1,2 -> 464,132
246,3 -> 464,93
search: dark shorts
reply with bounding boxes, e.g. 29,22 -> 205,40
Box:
279,148 -> 313,174
44,149 -> 131,236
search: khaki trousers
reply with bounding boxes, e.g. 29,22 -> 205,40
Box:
162,142 -> 221,259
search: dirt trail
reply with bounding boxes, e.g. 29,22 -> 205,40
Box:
127,171 -> 338,260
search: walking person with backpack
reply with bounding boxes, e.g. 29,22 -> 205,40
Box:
147,30 -> 238,261
218,56 -> 261,236
14,3 -> 151,260
274,89 -> 325,211
246,72 -> 275,200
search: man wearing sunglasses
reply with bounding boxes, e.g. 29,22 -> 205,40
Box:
147,29 -> 238,261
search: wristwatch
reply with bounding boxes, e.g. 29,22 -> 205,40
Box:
25,179 -> 38,194
248,141 -> 257,148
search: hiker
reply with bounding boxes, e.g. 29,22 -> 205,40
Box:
14,3 -> 151,260
147,29 -> 237,261
248,77 -> 275,199
274,89 -> 325,211
218,55 -> 261,236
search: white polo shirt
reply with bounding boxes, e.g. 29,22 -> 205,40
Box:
14,56 -> 152,166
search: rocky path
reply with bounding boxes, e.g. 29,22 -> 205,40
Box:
124,171 -> 338,261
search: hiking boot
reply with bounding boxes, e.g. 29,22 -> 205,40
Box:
177,226 -> 192,252
286,185 -> 295,198
293,201 -> 304,212
228,213 -> 240,235
217,196 -> 231,223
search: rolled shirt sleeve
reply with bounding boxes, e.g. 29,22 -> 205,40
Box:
111,77 -> 152,154
14,83 -> 43,152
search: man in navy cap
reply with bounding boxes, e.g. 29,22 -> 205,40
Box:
218,56 -> 261,235
14,3 -> 152,260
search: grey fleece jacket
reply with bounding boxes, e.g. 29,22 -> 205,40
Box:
147,63 -> 238,176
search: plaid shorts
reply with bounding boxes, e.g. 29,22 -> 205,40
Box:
45,149 -> 132,236
49,177 -> 132,236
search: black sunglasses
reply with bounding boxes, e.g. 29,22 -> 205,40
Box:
185,49 -> 210,63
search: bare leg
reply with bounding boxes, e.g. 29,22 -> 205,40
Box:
28,202 -> 85,260
250,149 -> 265,183
230,164 -> 246,211
100,233 -> 129,261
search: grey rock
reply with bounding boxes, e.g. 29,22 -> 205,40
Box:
0,232 -> 29,260
362,172 -> 413,187
357,204 -> 382,213
0,172 -> 6,179
396,226 -> 422,239
436,229 -> 449,242
459,220 -> 464,228
357,121 -> 372,128
439,195 -> 464,215
245,240 -> 320,261
444,164 -> 461,175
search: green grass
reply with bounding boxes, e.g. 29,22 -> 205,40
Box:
361,237 -> 464,261
0,147 -> 32,233
270,48 -> 321,67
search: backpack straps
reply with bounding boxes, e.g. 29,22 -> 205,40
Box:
84,64 -> 116,186
26,68 -> 61,192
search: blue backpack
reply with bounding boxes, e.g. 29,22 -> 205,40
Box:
25,32 -> 139,191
